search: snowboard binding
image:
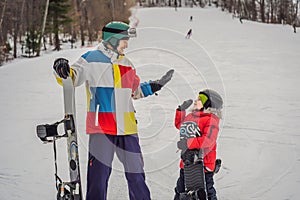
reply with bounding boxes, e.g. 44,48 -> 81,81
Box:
37,115 -> 81,200
37,114 -> 75,143
56,181 -> 81,200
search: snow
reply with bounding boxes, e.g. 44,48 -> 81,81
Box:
1,6 -> 300,200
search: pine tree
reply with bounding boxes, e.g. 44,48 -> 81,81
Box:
48,0 -> 72,51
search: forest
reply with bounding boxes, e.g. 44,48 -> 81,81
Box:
0,0 -> 299,65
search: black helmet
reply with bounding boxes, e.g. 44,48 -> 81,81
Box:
199,89 -> 223,109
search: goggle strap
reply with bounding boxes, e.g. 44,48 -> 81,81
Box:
102,27 -> 128,35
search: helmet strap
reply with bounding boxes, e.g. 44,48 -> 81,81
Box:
103,38 -> 120,54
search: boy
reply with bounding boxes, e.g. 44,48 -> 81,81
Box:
174,89 -> 223,200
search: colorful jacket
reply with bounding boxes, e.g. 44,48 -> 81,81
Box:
59,43 -> 154,135
175,109 -> 220,171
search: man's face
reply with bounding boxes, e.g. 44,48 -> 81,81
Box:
117,39 -> 128,54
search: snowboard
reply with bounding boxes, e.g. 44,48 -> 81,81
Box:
179,121 -> 207,200
61,77 -> 83,200
37,77 -> 83,200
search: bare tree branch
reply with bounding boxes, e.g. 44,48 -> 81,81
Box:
36,0 -> 50,56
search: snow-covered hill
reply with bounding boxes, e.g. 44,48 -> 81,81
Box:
1,7 -> 300,200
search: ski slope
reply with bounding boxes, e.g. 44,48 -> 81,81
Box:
1,7 -> 300,200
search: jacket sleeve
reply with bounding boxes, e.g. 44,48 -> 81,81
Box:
174,109 -> 186,129
187,117 -> 219,150
71,57 -> 87,87
132,77 -> 155,99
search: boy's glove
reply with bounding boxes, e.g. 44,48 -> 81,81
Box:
178,99 -> 193,111
150,69 -> 174,93
53,58 -> 70,79
214,159 -> 222,174
177,139 -> 188,151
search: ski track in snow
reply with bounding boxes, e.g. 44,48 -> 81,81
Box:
1,6 -> 300,200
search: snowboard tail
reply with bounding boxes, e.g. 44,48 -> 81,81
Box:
182,149 -> 207,200
184,159 -> 205,191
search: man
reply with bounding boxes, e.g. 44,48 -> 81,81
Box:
53,21 -> 174,200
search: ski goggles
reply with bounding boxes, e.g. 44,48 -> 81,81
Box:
102,27 -> 137,38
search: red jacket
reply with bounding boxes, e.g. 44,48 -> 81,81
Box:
175,109 -> 220,172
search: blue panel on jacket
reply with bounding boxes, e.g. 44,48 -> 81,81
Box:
82,50 -> 111,63
89,87 -> 115,112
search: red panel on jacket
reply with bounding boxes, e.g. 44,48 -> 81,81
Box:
118,65 -> 140,91
86,112 -> 117,135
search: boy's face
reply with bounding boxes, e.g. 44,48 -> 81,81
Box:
193,96 -> 203,110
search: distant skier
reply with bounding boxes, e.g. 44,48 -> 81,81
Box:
53,21 -> 174,200
186,29 -> 192,39
174,89 -> 223,200
292,18 -> 298,33
190,16 -> 193,22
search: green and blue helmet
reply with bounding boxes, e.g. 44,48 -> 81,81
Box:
102,21 -> 130,50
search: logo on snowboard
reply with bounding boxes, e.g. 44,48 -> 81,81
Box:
180,121 -> 202,138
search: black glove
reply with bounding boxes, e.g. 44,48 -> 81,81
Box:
214,159 -> 222,174
178,99 -> 193,111
177,139 -> 188,151
150,69 -> 174,93
53,58 -> 70,79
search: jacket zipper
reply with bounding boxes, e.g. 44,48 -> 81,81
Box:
95,104 -> 99,126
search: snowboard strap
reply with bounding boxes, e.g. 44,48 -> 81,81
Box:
53,138 -> 63,189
